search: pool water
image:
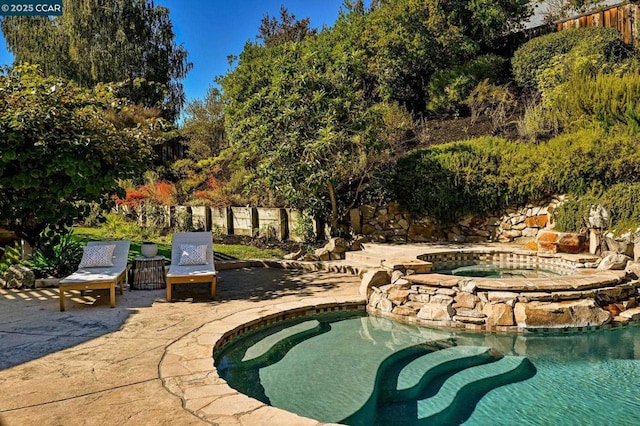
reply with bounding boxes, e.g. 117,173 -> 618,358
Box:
438,263 -> 564,278
215,312 -> 640,425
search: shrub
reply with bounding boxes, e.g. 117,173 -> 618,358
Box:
550,70 -> 640,133
387,128 -> 640,223
512,27 -> 630,92
27,233 -> 84,278
427,54 -> 509,115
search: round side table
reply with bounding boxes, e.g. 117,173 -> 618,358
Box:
131,256 -> 166,290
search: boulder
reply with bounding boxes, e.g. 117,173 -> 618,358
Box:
314,248 -> 330,261
605,233 -> 634,257
588,205 -> 609,229
359,269 -> 390,298
536,230 -> 559,252
557,233 -> 584,254
325,237 -> 350,254
1,265 -> 35,289
514,299 -> 611,328
483,303 -> 515,326
597,253 -> 631,271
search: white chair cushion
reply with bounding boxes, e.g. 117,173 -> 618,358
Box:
179,244 -> 208,265
78,244 -> 115,268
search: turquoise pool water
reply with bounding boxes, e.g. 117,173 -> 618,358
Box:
438,263 -> 564,279
215,312 -> 640,425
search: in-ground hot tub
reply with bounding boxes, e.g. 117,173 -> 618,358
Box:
367,249 -> 637,331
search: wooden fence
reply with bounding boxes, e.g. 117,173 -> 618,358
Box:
554,1 -> 638,45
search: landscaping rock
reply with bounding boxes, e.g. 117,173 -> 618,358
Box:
514,299 -> 611,328
483,303 -> 515,326
605,233 -> 634,257
1,265 -> 35,289
417,302 -> 454,321
359,269 -> 390,298
325,237 -> 349,254
314,248 -> 330,261
525,215 -> 548,228
597,253 -> 631,271
588,205 -> 609,229
558,233 -> 584,254
283,250 -> 303,260
453,292 -> 479,309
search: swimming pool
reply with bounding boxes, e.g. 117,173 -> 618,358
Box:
215,311 -> 640,425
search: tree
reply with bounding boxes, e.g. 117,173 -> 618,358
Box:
1,0 -> 191,120
257,6 -> 317,47
0,65 -> 154,246
220,20 -> 413,234
181,87 -> 227,160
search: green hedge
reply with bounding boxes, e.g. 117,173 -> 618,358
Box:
389,128 -> 640,223
512,27 -> 630,92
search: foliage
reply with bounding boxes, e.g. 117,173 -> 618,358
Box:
465,80 -> 517,131
387,127 -> 640,222
219,19 -> 414,232
181,87 -> 227,160
427,54 -> 509,115
0,241 -> 22,274
1,0 -> 191,120
257,5 -> 317,47
554,183 -> 640,233
362,0 -> 530,112
511,27 -> 630,92
546,70 -> 640,133
0,65 -> 154,247
290,211 -> 316,244
27,232 -> 84,278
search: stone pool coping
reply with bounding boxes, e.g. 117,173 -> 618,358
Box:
159,296 -> 366,426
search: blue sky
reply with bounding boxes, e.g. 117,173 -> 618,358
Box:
0,0 -> 347,106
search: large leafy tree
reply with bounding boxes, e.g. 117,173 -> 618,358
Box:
0,65 -> 154,246
1,0 -> 191,120
220,11 -> 413,233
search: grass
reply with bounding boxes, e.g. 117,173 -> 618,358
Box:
72,227 -> 284,260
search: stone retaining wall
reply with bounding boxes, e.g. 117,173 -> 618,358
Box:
351,198 -> 564,245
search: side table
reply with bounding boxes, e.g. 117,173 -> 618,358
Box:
131,256 -> 166,290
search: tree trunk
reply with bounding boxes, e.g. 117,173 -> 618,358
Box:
327,180 -> 339,237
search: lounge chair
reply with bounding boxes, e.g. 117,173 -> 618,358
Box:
166,232 -> 217,302
58,240 -> 130,311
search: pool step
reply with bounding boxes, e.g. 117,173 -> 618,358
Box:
235,320 -> 328,369
416,356 -> 535,423
380,345 -> 493,402
242,320 -> 320,362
